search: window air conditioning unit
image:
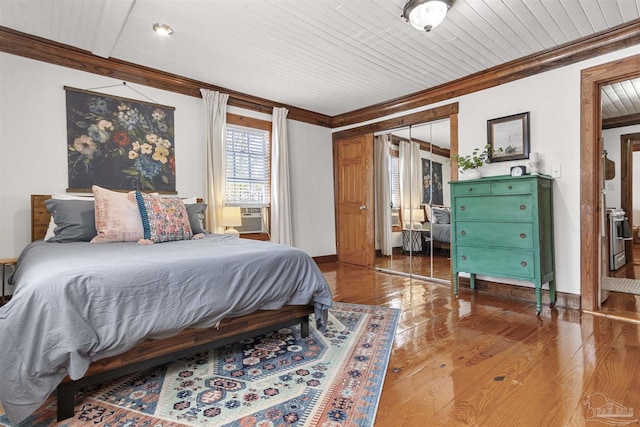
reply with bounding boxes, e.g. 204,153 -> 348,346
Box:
237,208 -> 263,234
391,208 -> 401,227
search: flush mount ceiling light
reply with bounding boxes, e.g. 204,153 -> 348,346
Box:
152,23 -> 173,36
402,0 -> 453,32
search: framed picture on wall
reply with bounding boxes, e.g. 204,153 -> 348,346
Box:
487,112 -> 530,162
422,159 -> 444,206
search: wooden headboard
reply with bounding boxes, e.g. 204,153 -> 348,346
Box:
31,195 -> 51,242
30,194 -> 205,242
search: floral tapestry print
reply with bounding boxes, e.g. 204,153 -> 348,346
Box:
65,87 -> 176,192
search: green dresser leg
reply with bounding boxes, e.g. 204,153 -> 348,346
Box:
470,273 -> 476,290
535,284 -> 542,315
453,274 -> 459,295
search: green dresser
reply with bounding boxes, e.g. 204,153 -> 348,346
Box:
450,175 -> 555,314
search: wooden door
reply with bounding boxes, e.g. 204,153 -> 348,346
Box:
334,134 -> 374,268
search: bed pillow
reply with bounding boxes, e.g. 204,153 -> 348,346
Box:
91,185 -> 145,243
423,205 -> 432,223
135,192 -> 193,243
43,217 -> 57,241
181,196 -> 198,204
432,207 -> 451,224
44,199 -> 97,243
185,202 -> 209,234
44,193 -> 96,240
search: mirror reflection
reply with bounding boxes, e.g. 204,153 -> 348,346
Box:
374,119 -> 451,282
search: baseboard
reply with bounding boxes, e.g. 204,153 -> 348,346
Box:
313,254 -> 338,264
457,277 -> 580,310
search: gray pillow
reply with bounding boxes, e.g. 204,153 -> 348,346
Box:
185,203 -> 209,234
432,207 -> 451,224
44,199 -> 97,242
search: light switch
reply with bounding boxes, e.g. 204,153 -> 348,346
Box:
551,165 -> 561,178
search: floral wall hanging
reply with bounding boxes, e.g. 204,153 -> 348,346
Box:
65,86 -> 176,193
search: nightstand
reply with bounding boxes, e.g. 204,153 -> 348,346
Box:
402,229 -> 423,253
0,258 -> 17,305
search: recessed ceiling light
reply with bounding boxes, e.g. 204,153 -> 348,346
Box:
153,23 -> 173,36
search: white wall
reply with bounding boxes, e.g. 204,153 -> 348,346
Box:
336,44 -> 640,296
0,53 -> 336,258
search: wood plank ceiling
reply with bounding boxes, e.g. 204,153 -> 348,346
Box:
1,0 -> 639,120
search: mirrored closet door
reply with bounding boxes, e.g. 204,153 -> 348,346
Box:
373,119 -> 452,282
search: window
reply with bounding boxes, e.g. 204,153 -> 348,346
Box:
224,113 -> 271,237
389,150 -> 401,231
225,114 -> 271,207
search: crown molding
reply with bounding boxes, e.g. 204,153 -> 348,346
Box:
331,18 -> 640,128
3,17 -> 640,131
0,26 -> 333,128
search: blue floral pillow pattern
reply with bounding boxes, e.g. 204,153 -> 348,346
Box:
135,192 -> 193,243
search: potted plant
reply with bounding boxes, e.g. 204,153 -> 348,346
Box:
451,144 -> 500,178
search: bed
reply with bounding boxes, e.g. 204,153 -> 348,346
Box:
424,205 -> 451,251
0,193 -> 332,425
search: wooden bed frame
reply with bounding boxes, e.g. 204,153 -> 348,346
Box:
30,195 -> 313,421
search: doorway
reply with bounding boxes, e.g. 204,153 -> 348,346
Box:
580,53 -> 640,313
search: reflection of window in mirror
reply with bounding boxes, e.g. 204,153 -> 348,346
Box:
389,149 -> 401,232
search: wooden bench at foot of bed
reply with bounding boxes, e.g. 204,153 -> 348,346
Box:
57,305 -> 313,421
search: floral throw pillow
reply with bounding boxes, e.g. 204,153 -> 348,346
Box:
135,192 -> 193,243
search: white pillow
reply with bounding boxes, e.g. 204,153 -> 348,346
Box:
181,196 -> 198,204
43,217 -> 56,241
52,192 -> 95,201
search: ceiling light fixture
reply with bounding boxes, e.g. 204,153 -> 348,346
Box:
402,0 -> 453,32
152,23 -> 173,36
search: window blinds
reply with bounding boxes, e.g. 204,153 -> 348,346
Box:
225,124 -> 270,206
389,155 -> 400,209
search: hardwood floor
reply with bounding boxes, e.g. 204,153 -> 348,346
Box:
375,251 -> 452,281
318,261 -> 640,426
601,243 -> 640,322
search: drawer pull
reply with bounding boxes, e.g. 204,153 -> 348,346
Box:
461,255 -> 467,260
461,230 -> 466,236
520,233 -> 526,239
521,261 -> 527,267
520,205 -> 526,210
508,185 -> 513,190
468,187 -> 473,192
460,205 -> 466,211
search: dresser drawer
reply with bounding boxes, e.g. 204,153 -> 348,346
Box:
455,222 -> 533,249
490,180 -> 532,195
454,195 -> 533,221
456,246 -> 535,278
451,182 -> 491,196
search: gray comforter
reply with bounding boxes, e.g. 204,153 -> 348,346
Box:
0,234 -> 332,424
431,223 -> 451,243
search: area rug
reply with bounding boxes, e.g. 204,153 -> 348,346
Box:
602,277 -> 640,295
0,302 -> 399,427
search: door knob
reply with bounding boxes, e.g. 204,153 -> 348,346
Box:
360,205 -> 367,210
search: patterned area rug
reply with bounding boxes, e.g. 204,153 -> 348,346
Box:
0,302 -> 398,427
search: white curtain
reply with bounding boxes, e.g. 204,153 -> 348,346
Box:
399,140 -> 422,226
270,107 -> 293,245
200,89 -> 229,234
374,135 -> 392,256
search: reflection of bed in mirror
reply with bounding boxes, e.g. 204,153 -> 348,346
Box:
424,205 -> 451,252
